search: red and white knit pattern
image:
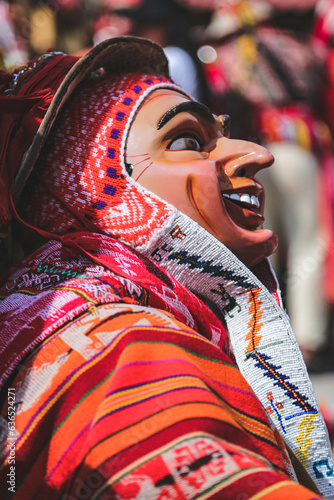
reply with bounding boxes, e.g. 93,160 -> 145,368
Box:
26,73 -> 182,248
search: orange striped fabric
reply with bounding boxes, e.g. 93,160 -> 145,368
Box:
0,235 -> 323,499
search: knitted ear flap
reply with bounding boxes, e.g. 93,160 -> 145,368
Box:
23,72 -> 186,249
0,37 -> 170,242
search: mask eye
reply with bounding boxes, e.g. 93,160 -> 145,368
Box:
167,135 -> 202,152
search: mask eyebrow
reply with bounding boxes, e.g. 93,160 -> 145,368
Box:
157,101 -> 215,130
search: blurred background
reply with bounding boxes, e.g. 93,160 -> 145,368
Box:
1,0 -> 334,449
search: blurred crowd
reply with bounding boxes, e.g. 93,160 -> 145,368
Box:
2,0 -> 334,380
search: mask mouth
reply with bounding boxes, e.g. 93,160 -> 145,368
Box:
220,187 -> 265,231
187,175 -> 277,265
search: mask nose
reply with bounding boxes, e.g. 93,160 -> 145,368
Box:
214,137 -> 274,179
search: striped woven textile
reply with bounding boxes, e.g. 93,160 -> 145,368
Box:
0,234 -> 323,499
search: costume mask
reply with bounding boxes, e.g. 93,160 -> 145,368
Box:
126,89 -> 278,267
25,77 -> 277,267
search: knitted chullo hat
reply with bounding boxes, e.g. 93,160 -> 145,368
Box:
24,71 -> 184,248
0,37 -> 177,246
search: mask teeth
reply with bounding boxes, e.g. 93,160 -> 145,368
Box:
222,192 -> 260,208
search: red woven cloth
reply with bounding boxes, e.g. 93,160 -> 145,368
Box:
0,233 -> 323,499
0,232 -> 230,386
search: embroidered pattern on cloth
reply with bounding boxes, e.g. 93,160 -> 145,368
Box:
141,210 -> 334,500
0,235 -> 315,500
0,233 -> 228,390
0,303 -> 302,500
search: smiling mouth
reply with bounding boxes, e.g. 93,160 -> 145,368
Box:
221,190 -> 264,230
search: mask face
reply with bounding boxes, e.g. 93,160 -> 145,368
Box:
126,89 -> 278,267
